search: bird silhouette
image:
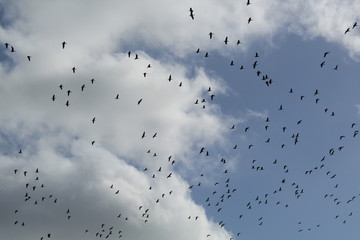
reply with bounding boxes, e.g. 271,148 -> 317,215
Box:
189,8 -> 194,20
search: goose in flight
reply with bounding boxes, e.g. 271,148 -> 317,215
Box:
27,56 -> 31,61
248,17 -> 252,24
52,94 -> 56,101
344,28 -> 350,34
209,32 -> 214,39
72,67 -> 76,73
137,98 -> 143,105
62,41 -> 67,49
92,117 -> 96,124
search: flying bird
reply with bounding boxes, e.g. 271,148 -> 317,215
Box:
137,98 -> 143,105
189,8 -> 194,20
62,41 -> 67,49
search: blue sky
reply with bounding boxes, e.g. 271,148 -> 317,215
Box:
0,0 -> 360,240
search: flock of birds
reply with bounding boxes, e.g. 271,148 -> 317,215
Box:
2,1 -> 360,240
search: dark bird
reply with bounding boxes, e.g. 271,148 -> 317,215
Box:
255,52 -> 259,57
115,94 -> 119,99
196,48 -> 200,53
11,46 -> 15,52
72,67 -> 76,73
353,22 -> 358,29
91,140 -> 95,145
237,40 -> 241,45
344,28 -> 350,34
246,0 -> 251,5
52,94 -> 56,101
65,100 -> 70,107
27,56 -> 31,61
168,75 -> 172,81
59,84 -> 63,90
278,105 -> 283,110
224,36 -> 229,45
142,131 -> 146,138
320,61 -> 325,68
253,61 -> 257,69
81,84 -> 85,91
67,90 -> 71,96
323,51 -> 330,58
189,8 -> 194,20
137,98 -> 143,105
4,43 -> 9,49
333,65 -> 338,70
62,41 -> 67,49
135,54 -> 139,59
91,78 -> 95,84
205,52 -> 209,57
209,32 -> 214,39
248,17 -> 252,24
314,89 -> 319,95
92,117 -> 96,124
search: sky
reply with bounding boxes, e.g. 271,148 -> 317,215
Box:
0,0 -> 360,239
